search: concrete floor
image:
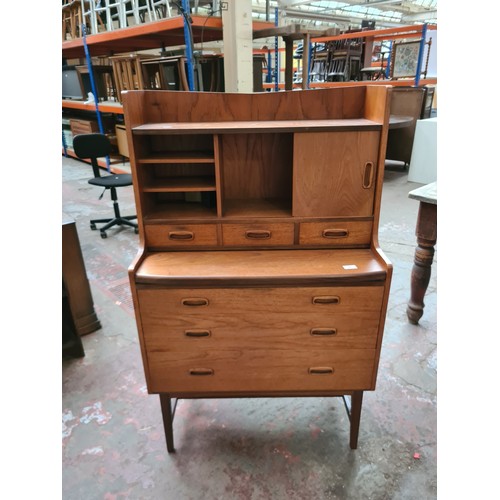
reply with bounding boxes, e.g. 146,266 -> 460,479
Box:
62,155 -> 437,500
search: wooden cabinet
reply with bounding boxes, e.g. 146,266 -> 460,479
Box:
69,118 -> 99,136
123,86 -> 393,452
62,214 -> 101,337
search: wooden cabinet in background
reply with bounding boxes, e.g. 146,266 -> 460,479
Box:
69,118 -> 99,137
123,87 -> 393,452
115,124 -> 129,158
385,86 -> 425,166
62,214 -> 101,337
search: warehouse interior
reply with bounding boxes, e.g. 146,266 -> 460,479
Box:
5,1 -> 499,499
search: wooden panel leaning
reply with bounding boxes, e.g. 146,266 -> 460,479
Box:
122,87 -> 393,452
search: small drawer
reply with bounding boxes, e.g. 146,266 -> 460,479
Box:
145,224 -> 218,248
299,221 -> 372,247
222,223 -> 294,247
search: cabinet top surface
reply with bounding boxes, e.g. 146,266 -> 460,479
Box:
408,182 -> 437,204
136,249 -> 387,286
132,119 -> 382,135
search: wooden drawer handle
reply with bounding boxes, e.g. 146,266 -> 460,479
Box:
169,231 -> 194,241
189,368 -> 214,376
308,367 -> 334,375
322,229 -> 349,238
312,296 -> 340,305
185,329 -> 211,338
181,298 -> 209,307
310,328 -> 337,336
363,161 -> 374,189
245,230 -> 271,240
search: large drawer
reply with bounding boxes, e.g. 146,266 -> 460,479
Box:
145,224 -> 218,248
222,223 -> 295,247
299,220 -> 372,246
146,348 -> 376,393
138,286 -> 384,317
138,286 -> 384,351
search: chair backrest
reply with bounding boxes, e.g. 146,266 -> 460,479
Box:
73,133 -> 112,178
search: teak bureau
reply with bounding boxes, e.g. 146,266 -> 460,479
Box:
123,86 -> 393,452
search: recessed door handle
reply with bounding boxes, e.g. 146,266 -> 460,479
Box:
245,230 -> 271,239
363,162 -> 374,189
184,329 -> 211,338
189,368 -> 214,376
322,229 -> 349,238
181,298 -> 209,307
169,231 -> 194,240
310,328 -> 337,336
312,296 -> 340,305
308,367 -> 334,375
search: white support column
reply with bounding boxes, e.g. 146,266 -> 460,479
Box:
221,0 -> 253,92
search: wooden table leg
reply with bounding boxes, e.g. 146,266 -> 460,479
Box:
159,394 -> 175,453
349,391 -> 364,449
407,202 -> 437,325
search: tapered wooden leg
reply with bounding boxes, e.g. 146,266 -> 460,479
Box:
406,202 -> 437,325
159,394 -> 175,453
349,391 -> 364,449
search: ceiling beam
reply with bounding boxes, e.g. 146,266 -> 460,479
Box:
253,8 -> 403,28
402,10 -> 437,22
278,0 -> 321,6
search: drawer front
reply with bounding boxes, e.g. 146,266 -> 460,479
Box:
222,223 -> 294,247
299,221 -> 372,246
138,286 -> 384,318
138,286 -> 383,350
147,348 -> 376,393
145,224 -> 218,248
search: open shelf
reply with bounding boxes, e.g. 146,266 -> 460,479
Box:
62,99 -> 123,115
133,118 -> 383,135
144,202 -> 218,221
137,152 -> 215,164
143,176 -> 216,192
223,199 -> 291,219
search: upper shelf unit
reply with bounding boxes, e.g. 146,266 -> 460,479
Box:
62,99 -> 124,114
62,15 -> 274,59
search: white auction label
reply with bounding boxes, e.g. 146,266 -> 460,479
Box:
342,264 -> 358,270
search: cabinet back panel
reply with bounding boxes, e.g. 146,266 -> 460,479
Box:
141,87 -> 367,123
150,134 -> 213,153
152,164 -> 214,178
293,131 -> 380,217
221,133 -> 293,201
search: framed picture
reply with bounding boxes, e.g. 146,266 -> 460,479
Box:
391,41 -> 421,79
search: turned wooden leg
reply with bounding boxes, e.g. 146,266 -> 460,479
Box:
349,391 -> 364,449
407,202 -> 437,325
159,394 -> 175,453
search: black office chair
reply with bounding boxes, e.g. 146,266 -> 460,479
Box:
72,133 -> 138,239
